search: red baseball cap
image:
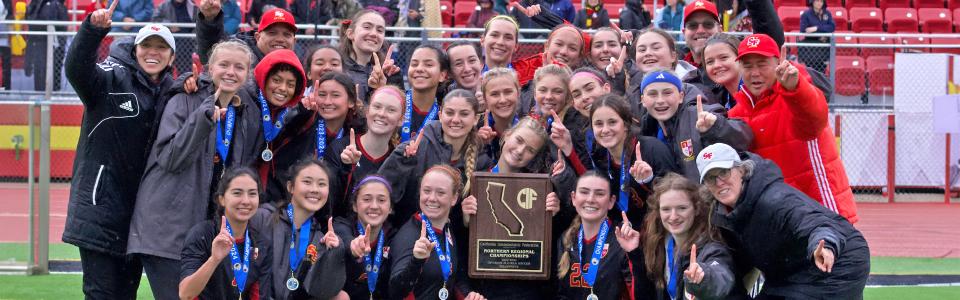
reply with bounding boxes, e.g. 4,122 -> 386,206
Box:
737,34 -> 780,60
259,8 -> 297,33
683,0 -> 720,24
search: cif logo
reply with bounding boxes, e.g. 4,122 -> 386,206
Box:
516,188 -> 538,209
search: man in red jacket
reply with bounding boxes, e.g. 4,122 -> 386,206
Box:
729,33 -> 858,223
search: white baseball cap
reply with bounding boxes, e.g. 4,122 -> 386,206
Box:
135,24 -> 176,52
696,143 -> 741,183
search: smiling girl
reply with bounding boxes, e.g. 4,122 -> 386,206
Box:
129,40 -> 261,299
399,45 -> 451,143
252,49 -> 307,203
340,10 -> 403,103
446,41 -> 484,92
333,175 -> 395,299
328,85 -> 406,217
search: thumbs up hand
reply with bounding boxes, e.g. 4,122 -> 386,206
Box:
683,244 -> 705,284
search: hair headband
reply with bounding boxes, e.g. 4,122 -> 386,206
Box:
640,70 -> 682,92
372,87 -> 404,104
352,175 -> 393,195
571,71 -> 605,85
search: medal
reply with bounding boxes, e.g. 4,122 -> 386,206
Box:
358,221 -> 385,298
286,277 -> 300,291
215,105 -> 236,165
587,290 -> 598,300
607,146 -> 631,213
438,284 -> 449,300
261,148 -> 274,161
316,118 -> 344,158
400,90 -> 439,142
225,220 -> 251,298
578,219 -> 610,291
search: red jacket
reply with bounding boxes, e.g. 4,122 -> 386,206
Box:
730,63 -> 858,223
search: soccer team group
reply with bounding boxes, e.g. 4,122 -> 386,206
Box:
60,0 -> 870,299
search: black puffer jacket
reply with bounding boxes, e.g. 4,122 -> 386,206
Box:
651,237 -> 747,300
713,154 -> 870,299
62,19 -> 174,256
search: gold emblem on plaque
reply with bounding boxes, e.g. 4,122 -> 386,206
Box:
517,188 -> 538,209
485,182 -> 525,236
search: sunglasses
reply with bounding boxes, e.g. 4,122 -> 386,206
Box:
685,21 -> 718,31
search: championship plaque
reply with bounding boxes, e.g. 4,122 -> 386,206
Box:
468,172 -> 552,280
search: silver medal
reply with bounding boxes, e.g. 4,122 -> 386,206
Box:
586,292 -> 598,300
438,287 -> 449,300
261,149 -> 274,161
286,277 -> 300,291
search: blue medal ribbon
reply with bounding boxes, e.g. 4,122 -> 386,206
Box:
225,220 -> 251,295
286,204 -> 312,274
419,213 -> 452,283
586,130 -> 598,170
316,118 -> 344,158
656,126 -> 668,145
400,90 -> 439,142
607,148 -> 631,213
258,91 -> 290,143
481,62 -> 513,75
215,105 -> 236,165
577,218 -> 610,288
546,116 -> 554,134
491,164 -> 500,173
357,221 -> 385,295
486,112 -> 519,128
666,236 -> 679,300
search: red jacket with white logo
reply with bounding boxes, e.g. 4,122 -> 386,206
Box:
729,64 -> 857,223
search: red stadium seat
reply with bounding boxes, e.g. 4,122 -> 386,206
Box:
454,1 -> 477,15
826,0 -> 844,7
832,7 -> 849,31
930,37 -> 960,54
951,0 -> 960,10
954,8 -> 960,31
778,6 -> 808,32
608,3 -> 625,20
866,56 -> 894,96
919,8 -> 953,33
833,56 -> 867,96
850,7 -> 884,32
859,33 -> 895,58
885,8 -> 919,33
835,32 -> 859,56
776,0 -> 807,6
880,0 -> 912,10
917,0 -> 946,8
847,0 -> 878,10
896,35 -> 931,53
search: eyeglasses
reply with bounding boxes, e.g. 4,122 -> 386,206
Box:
703,168 -> 732,185
685,21 -> 718,31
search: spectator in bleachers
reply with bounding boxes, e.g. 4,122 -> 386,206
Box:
246,0 -> 287,28
543,0 -> 577,23
573,0 -> 610,30
360,0 -> 399,27
153,0 -> 196,74
618,0 -> 652,30
289,0 -> 324,34
196,0 -> 295,65
111,0 -> 154,31
468,0 -> 498,29
798,0 -> 834,73
654,0 -> 683,31
25,0 -> 66,91
220,0 -> 241,34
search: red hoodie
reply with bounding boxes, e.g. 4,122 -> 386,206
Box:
253,49 -> 307,184
730,62 -> 858,223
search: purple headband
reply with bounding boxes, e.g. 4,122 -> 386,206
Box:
352,175 -> 393,195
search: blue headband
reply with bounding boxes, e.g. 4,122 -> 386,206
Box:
352,175 -> 393,195
640,70 -> 683,93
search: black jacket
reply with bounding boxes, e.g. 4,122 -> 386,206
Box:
590,135 -> 679,225
652,238 -> 746,300
249,204 -> 347,300
618,0 -> 652,30
342,53 -> 404,104
197,10 -> 267,64
128,74 -> 263,260
62,19 -> 174,256
637,98 -> 753,183
324,134 -> 393,218
333,216 -> 394,300
388,215 -> 472,300
180,217 -> 273,300
555,220 -> 642,300
378,121 -> 496,229
713,154 -> 870,299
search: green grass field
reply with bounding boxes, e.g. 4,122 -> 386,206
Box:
0,243 -> 958,299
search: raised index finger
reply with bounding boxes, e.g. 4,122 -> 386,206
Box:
690,244 -> 698,264
413,128 -> 425,146
696,95 -> 703,115
635,141 -> 643,162
420,220 -> 427,238
372,52 -> 382,69
108,0 -> 119,15
550,109 -> 561,122
349,128 -> 356,146
328,217 -> 335,234
385,44 -> 396,61
220,216 -> 228,232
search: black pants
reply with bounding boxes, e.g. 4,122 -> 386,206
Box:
79,248 -> 142,300
0,46 -> 11,89
141,254 -> 182,300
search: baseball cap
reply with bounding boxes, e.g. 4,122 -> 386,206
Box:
135,24 -> 175,52
696,143 -> 741,183
684,0 -> 720,24
259,8 -> 297,33
737,34 -> 780,60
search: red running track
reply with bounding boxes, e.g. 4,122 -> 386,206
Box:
0,184 -> 957,258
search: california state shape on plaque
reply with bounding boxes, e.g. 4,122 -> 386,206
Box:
468,172 -> 552,280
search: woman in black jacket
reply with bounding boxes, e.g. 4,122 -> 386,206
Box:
62,4 -> 176,297
636,173 -> 744,300
388,165 -> 486,300
179,168 -> 273,300
327,85 -> 405,217
250,159 -> 347,300
617,0 -> 652,30
696,143 -> 870,299
339,9 -> 403,103
333,175 -> 396,299
128,40 -> 262,300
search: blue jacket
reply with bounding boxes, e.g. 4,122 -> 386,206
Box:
799,8 -> 835,34
545,0 -> 576,23
110,0 -> 153,22
222,0 -> 241,35
656,3 -> 684,31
